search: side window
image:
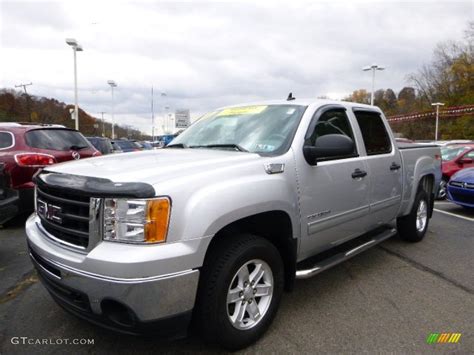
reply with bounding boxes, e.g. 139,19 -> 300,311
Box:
0,132 -> 14,149
305,109 -> 357,160
464,150 -> 474,159
354,111 -> 392,155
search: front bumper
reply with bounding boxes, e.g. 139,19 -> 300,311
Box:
26,214 -> 204,336
447,185 -> 474,208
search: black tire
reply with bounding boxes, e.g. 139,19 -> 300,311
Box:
194,233 -> 284,350
397,189 -> 430,242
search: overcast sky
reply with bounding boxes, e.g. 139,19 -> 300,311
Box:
0,0 -> 472,135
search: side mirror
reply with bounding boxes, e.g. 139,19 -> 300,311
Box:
458,157 -> 473,165
303,134 -> 355,165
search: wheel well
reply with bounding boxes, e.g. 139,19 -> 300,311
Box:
419,174 -> 435,218
204,211 -> 297,291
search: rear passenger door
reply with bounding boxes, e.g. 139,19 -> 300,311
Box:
352,109 -> 402,227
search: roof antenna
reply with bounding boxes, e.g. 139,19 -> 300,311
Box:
287,92 -> 295,101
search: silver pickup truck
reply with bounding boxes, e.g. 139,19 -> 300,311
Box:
26,99 -> 441,349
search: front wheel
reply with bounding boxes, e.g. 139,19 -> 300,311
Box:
194,234 -> 284,350
397,189 -> 430,242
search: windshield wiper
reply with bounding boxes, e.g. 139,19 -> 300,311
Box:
166,143 -> 188,148
189,144 -> 249,152
69,145 -> 89,150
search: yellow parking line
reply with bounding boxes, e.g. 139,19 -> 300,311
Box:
433,209 -> 474,222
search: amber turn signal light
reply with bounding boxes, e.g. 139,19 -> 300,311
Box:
145,198 -> 170,243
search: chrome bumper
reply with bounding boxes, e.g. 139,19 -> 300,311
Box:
26,214 -> 201,327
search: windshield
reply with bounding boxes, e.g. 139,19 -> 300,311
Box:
441,145 -> 471,161
25,129 -> 91,151
170,104 -> 306,155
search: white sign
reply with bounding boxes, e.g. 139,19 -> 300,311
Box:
175,109 -> 190,128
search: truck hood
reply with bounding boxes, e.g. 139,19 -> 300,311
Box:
45,149 -> 262,185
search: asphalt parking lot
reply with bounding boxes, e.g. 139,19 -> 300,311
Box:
0,202 -> 472,354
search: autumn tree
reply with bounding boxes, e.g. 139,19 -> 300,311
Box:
408,21 -> 474,107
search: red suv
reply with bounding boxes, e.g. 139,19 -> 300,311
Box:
0,123 -> 100,224
438,143 -> 474,198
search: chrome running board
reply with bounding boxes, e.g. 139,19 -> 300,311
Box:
295,228 -> 396,279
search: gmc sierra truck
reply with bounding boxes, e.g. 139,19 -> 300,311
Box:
26,100 -> 441,350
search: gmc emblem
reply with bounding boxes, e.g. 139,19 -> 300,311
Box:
37,199 -> 62,224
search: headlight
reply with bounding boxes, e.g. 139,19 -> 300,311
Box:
103,197 -> 170,244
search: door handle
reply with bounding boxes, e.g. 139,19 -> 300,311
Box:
390,162 -> 401,171
352,168 -> 367,179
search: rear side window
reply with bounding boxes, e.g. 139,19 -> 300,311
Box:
354,111 -> 392,155
0,132 -> 14,149
25,129 -> 90,151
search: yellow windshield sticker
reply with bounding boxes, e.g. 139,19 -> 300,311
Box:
217,105 -> 267,116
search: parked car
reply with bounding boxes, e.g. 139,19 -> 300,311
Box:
136,141 -> 154,150
438,143 -> 474,198
155,134 -> 176,147
447,167 -> 474,208
86,137 -> 114,155
0,123 -> 100,224
26,100 -> 441,350
110,139 -> 142,153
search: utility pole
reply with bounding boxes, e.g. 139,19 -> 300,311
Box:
431,102 -> 445,141
99,111 -> 107,137
151,86 -> 155,142
15,82 -> 32,94
15,82 -> 33,121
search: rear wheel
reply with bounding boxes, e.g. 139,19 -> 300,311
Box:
397,189 -> 430,242
194,234 -> 284,350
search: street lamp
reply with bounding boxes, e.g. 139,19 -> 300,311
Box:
362,64 -> 385,106
66,38 -> 83,130
151,89 -> 167,142
164,105 -> 170,133
431,102 -> 445,141
99,111 -> 107,137
107,80 -> 117,139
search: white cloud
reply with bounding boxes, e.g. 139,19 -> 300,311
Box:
0,0 -> 472,134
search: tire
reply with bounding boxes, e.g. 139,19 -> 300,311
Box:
437,178 -> 448,200
397,189 -> 430,242
194,233 -> 284,350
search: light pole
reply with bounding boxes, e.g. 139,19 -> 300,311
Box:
431,102 -> 445,141
164,105 -> 170,133
107,80 -> 117,139
99,111 -> 106,137
362,64 -> 385,106
66,38 -> 83,130
151,90 -> 167,140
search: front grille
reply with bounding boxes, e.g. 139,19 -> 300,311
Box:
36,185 -> 90,248
450,181 -> 474,190
449,191 -> 474,204
449,181 -> 464,188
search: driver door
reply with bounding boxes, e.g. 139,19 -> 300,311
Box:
296,106 -> 371,260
